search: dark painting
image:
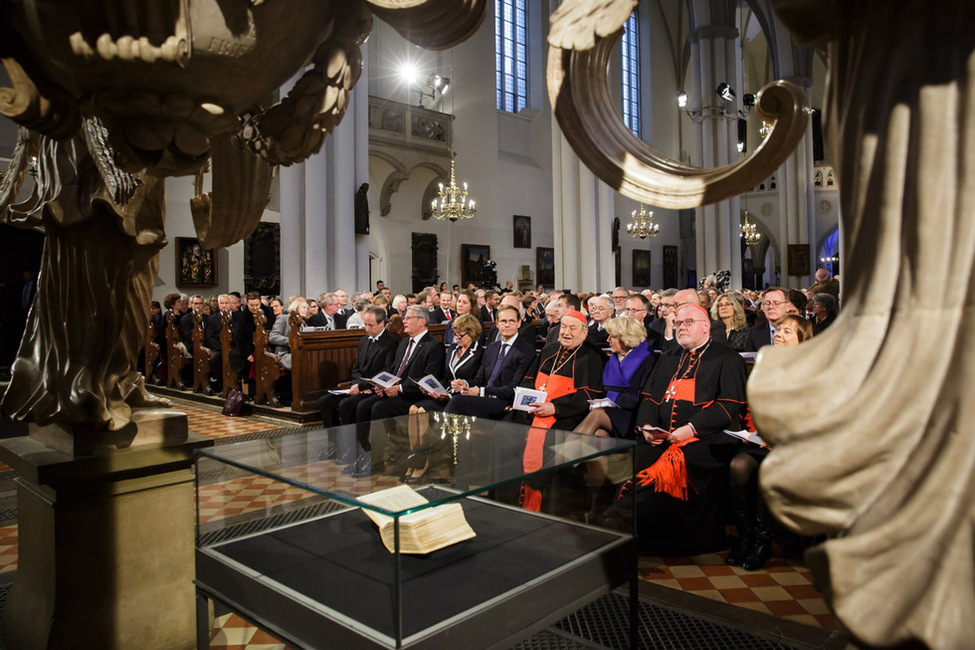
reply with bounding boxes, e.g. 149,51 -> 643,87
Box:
244,223 -> 280,295
176,237 -> 217,288
536,247 -> 554,287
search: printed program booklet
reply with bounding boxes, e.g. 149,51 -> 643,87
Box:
724,429 -> 766,446
512,387 -> 548,412
366,371 -> 402,388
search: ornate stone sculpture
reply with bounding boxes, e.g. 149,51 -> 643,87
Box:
0,0 -> 487,433
546,0 -> 974,647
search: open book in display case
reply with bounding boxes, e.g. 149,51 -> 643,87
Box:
194,412 -> 638,649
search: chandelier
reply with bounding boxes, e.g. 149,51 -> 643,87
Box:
626,203 -> 659,239
740,210 -> 762,246
432,154 -> 476,222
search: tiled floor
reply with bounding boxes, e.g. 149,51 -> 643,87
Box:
0,397 -> 840,647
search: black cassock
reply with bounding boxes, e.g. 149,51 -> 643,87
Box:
628,340 -> 748,554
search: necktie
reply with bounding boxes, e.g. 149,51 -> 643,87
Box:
487,343 -> 509,386
396,339 -> 414,377
445,309 -> 452,321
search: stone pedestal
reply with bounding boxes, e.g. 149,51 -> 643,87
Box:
0,409 -> 212,650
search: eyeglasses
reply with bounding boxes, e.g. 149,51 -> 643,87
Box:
659,302 -> 676,309
403,315 -> 425,320
674,318 -> 706,329
612,295 -> 628,301
674,301 -> 694,309
624,307 -> 647,315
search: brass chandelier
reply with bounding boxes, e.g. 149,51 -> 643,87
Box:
740,210 -> 762,246
626,203 -> 659,239
432,154 -> 476,222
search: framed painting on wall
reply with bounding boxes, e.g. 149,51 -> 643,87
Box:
536,247 -> 555,287
513,215 -> 531,248
175,237 -> 217,288
632,250 -> 651,287
662,245 -> 679,288
787,244 -> 810,276
461,244 -> 490,288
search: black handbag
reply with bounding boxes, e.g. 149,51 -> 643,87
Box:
222,388 -> 245,417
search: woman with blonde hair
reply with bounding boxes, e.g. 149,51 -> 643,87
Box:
711,292 -> 749,351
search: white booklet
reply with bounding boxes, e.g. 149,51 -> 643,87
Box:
512,386 -> 548,412
367,371 -> 402,388
415,374 -> 449,396
587,398 -> 619,409
725,429 -> 766,446
357,485 -> 476,555
328,388 -> 351,395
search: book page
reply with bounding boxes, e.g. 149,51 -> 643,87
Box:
587,398 -> 619,409
724,429 -> 765,446
368,371 -> 402,388
357,485 -> 428,527
416,374 -> 448,396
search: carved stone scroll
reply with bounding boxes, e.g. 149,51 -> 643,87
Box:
546,13 -> 809,209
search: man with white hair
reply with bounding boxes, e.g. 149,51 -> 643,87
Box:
586,294 -> 615,348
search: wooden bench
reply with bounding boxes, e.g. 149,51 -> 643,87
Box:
144,322 -> 163,385
191,312 -> 213,395
252,311 -> 283,407
220,311 -> 239,398
165,310 -> 187,390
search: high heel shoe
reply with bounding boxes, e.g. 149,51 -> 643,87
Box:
403,459 -> 429,485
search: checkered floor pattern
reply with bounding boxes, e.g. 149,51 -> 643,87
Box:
0,399 -> 840,647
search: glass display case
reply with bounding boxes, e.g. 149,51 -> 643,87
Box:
194,413 -> 637,649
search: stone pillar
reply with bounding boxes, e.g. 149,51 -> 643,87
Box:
0,410 -> 212,649
278,63 -> 372,298
552,130 -> 615,293
687,25 -> 743,288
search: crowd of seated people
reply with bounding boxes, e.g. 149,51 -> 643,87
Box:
146,271 -> 836,566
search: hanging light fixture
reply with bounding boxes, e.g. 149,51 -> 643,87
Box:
431,153 -> 476,222
740,210 -> 761,246
627,203 -> 659,239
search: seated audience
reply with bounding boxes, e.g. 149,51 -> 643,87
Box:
411,314 -> 484,413
445,304 -> 536,418
627,304 -> 747,555
809,293 -> 838,335
574,316 -> 656,439
268,298 -> 311,371
345,297 -> 371,329
507,310 -> 606,432
586,295 -> 614,348
443,290 -> 479,347
712,292 -> 750,351
745,286 -> 790,350
728,315 -> 814,570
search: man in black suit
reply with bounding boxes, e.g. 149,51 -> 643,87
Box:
445,304 -> 536,418
346,306 -> 445,476
309,292 -> 347,329
746,286 -> 791,351
479,289 -> 499,323
484,294 -> 536,344
657,289 -> 726,352
429,291 -> 456,324
321,306 -> 398,461
229,291 -> 266,380
204,294 -> 231,390
545,292 -> 582,346
624,294 -> 664,350
586,294 -> 614,348
179,295 -> 206,352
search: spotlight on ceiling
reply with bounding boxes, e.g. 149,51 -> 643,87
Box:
399,62 -> 419,85
677,90 -> 688,108
716,82 -> 736,102
743,93 -> 756,108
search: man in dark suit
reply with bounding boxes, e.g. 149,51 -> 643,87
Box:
479,289 -> 499,323
657,289 -> 726,352
745,286 -> 790,351
586,295 -> 614,348
321,306 -> 398,461
309,292 -> 347,329
229,291 -> 267,380
179,295 -> 205,351
624,294 -> 664,350
345,305 -> 445,476
204,294 -> 231,390
445,304 -> 536,418
429,291 -> 456,324
484,294 -> 536,344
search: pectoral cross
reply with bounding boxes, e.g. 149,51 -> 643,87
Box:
664,382 -> 678,402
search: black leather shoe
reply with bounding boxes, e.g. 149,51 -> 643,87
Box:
350,456 -> 372,479
726,534 -> 754,567
742,542 -> 774,571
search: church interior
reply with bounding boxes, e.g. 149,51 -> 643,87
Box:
1,1 -> 971,649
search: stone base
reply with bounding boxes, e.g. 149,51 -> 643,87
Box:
0,409 -> 213,650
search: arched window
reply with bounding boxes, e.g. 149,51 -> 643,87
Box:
495,0 -> 528,113
620,11 -> 641,137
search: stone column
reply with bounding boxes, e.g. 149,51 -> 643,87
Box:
687,24 -> 743,288
278,63 -> 371,298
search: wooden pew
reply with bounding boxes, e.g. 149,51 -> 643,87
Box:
144,322 -> 163,385
252,311 -> 282,407
287,322 -> 448,413
165,310 -> 186,390
191,312 -> 213,395
220,311 -> 238,398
